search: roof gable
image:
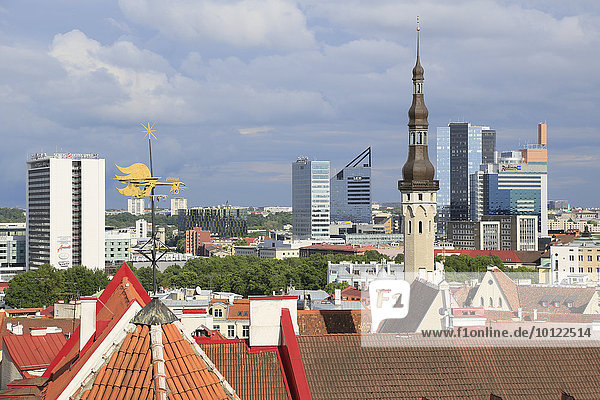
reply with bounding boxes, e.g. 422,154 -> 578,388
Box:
378,279 -> 440,333
76,322 -> 235,399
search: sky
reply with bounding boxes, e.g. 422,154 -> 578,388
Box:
0,0 -> 599,209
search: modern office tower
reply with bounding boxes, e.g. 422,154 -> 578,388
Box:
398,27 -> 439,280
436,123 -> 496,235
330,148 -> 372,223
292,158 -> 330,240
127,197 -> 145,215
482,123 -> 548,237
170,197 -> 188,216
447,215 -> 538,251
26,153 -> 105,270
178,206 -> 248,238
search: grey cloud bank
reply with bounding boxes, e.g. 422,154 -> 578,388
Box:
0,0 -> 598,208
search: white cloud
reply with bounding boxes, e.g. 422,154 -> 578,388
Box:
118,0 -> 315,49
238,126 -> 274,135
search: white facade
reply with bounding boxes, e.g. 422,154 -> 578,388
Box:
327,260 -> 405,289
170,197 -> 188,216
127,198 -> 145,216
292,158 -> 330,240
136,219 -> 150,238
549,244 -> 600,285
27,153 -> 105,270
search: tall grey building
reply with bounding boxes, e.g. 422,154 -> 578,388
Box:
330,148 -> 372,223
292,158 -> 330,240
26,153 -> 105,270
436,122 -> 496,236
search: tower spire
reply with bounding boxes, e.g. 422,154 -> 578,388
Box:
397,20 -> 439,282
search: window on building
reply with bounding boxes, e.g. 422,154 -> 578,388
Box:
408,221 -> 412,235
569,255 -> 575,261
418,221 -> 423,234
489,298 -> 494,307
418,194 -> 423,201
499,297 -> 502,307
579,267 -> 584,273
242,325 -> 249,338
589,256 -> 593,261
579,255 -> 584,261
227,325 -> 235,338
213,308 -> 223,318
588,267 -> 593,273
570,267 -> 575,273
214,325 -> 220,332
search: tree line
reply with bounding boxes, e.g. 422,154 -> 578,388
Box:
0,208 -> 26,223
4,265 -> 109,308
132,250 -> 391,296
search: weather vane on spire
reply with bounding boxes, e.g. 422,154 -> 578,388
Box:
114,122 -> 186,296
417,16 -> 420,31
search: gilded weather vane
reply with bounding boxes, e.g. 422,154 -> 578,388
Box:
114,122 -> 186,295
114,123 -> 185,201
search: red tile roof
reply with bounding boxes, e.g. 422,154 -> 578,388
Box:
490,268 -> 520,311
78,323 -> 232,400
200,341 -> 290,400
3,333 -> 67,377
297,334 -> 600,399
227,299 -> 249,320
40,263 -> 151,400
297,310 -> 367,335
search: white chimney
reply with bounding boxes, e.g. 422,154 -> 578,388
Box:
533,309 -> 538,320
80,297 -> 97,351
517,307 -> 523,321
334,289 -> 342,306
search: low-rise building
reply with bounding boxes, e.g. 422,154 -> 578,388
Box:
327,260 -> 404,289
209,298 -> 250,339
543,243 -> 600,285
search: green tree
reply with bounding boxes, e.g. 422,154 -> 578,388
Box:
5,265 -> 64,308
176,238 -> 185,253
325,281 -> 350,294
0,208 -> 26,223
63,265 -> 109,297
394,253 -> 405,263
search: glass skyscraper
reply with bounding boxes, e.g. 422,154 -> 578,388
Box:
330,148 -> 372,223
292,158 -> 330,240
436,122 -> 496,236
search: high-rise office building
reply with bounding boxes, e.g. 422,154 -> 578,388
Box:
292,158 -> 330,240
469,123 -> 549,239
178,206 -> 247,238
170,197 -> 188,216
127,198 -> 145,216
330,148 -> 372,223
26,153 -> 105,270
436,123 -> 496,235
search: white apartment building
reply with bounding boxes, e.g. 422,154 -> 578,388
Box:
26,153 -> 105,270
170,197 -> 188,216
327,260 -> 405,290
127,198 -> 146,216
292,157 -> 330,240
547,244 -> 600,285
